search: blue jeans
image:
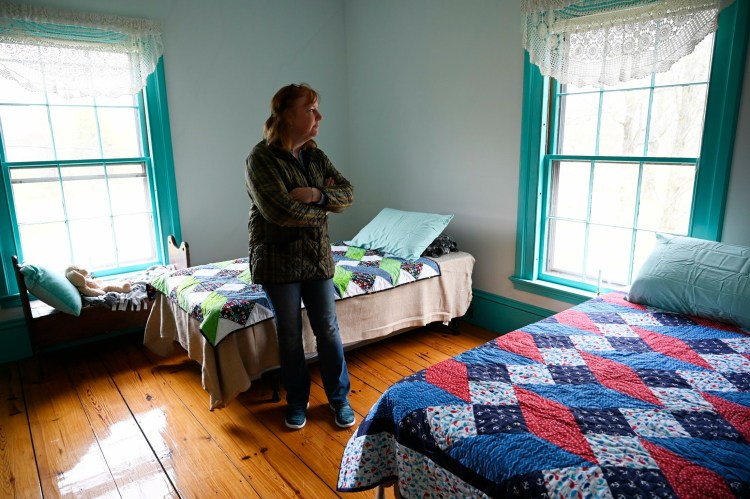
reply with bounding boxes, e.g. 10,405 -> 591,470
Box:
263,279 -> 351,410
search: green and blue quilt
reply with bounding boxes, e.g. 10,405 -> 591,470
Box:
150,243 -> 440,346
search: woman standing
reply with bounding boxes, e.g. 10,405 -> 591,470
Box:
245,83 -> 355,430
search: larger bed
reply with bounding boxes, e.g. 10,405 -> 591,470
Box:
337,291 -> 750,497
144,238 -> 474,409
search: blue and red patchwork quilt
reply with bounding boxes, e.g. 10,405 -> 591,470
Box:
337,292 -> 750,498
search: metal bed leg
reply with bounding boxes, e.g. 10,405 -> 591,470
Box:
449,317 -> 460,335
427,318 -> 461,335
271,369 -> 281,402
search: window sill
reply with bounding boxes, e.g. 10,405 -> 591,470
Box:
509,276 -> 597,305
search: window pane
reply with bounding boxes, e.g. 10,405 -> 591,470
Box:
598,89 -> 649,156
0,75 -> 46,104
648,85 -> 707,157
637,163 -> 695,233
108,164 -> 151,215
655,35 -> 714,86
61,166 -> 110,220
69,217 -> 116,269
589,162 -> 639,227
49,106 -> 100,160
96,95 -> 137,107
549,161 -> 590,220
0,105 -> 54,162
114,213 -> 157,265
18,222 -> 71,271
10,167 -> 65,223
99,107 -> 142,158
558,93 -> 599,155
606,73 -> 653,91
47,93 -> 94,106
109,163 -> 146,175
561,83 -> 600,94
632,230 -> 658,280
586,225 -> 632,286
546,219 -> 586,277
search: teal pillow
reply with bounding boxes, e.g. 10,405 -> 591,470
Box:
20,264 -> 82,316
627,234 -> 750,330
346,208 -> 454,260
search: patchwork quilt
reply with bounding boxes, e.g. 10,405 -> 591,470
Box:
150,244 -> 440,346
337,292 -> 750,498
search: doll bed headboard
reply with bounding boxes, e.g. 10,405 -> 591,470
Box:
166,235 -> 191,270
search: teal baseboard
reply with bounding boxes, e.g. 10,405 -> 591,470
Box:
463,289 -> 554,335
0,317 -> 31,363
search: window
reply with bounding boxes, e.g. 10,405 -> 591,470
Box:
0,59 -> 181,299
1,82 -> 158,269
513,1 -> 748,303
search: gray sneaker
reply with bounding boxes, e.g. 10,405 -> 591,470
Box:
330,402 -> 355,428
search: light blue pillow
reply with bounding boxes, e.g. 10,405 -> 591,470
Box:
346,208 -> 454,260
627,234 -> 750,330
20,264 -> 82,316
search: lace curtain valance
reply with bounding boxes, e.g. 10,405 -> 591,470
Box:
522,0 -> 736,87
0,1 -> 163,98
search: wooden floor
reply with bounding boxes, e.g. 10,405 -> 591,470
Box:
1,322 -> 498,498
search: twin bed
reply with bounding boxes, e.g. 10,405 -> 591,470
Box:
337,292 -> 750,497
337,235 -> 750,497
144,236 -> 474,410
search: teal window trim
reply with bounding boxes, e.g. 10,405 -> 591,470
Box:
692,0 -> 749,240
0,57 -> 181,306
145,58 -> 182,265
512,1 -> 749,304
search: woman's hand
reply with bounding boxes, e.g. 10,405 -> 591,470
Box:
290,178 -> 334,203
289,186 -> 320,204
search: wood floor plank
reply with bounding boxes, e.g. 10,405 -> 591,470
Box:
24,355 -> 119,498
101,344 -> 262,498
237,373 -> 371,498
143,349 -> 336,498
345,351 -> 404,393
0,364 -> 41,498
352,341 -> 424,377
380,332 -> 454,369
461,322 -> 502,342
65,351 -> 177,498
415,329 -> 493,358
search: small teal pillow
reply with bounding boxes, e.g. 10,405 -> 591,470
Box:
346,208 -> 454,260
627,234 -> 750,330
20,264 -> 82,316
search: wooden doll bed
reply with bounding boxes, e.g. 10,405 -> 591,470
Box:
12,235 -> 190,377
143,236 -> 475,410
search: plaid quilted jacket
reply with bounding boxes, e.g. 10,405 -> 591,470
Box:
245,140 -> 354,284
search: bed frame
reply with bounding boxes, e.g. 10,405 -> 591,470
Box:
12,235 -> 190,378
